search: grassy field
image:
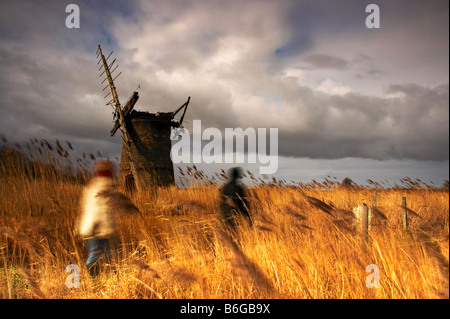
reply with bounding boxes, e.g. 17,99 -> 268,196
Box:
0,140 -> 448,299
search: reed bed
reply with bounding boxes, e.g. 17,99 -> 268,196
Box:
0,138 -> 448,299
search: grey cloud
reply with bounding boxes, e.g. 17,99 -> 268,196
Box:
274,83 -> 449,161
301,54 -> 349,70
172,81 -> 448,162
0,0 -> 448,169
0,45 -> 118,153
355,69 -> 385,79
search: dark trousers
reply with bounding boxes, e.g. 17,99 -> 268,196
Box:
86,237 -> 111,276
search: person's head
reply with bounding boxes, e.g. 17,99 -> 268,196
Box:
94,160 -> 114,178
228,167 -> 243,181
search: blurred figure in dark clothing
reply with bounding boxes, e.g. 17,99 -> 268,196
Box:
219,167 -> 253,235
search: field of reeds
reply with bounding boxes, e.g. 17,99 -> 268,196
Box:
0,137 -> 448,299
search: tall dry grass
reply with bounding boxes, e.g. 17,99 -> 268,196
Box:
0,139 -> 448,299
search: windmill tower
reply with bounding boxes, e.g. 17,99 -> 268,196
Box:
96,45 -> 190,192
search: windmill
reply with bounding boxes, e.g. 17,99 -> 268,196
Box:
96,45 -> 190,193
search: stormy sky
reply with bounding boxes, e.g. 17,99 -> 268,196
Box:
0,0 -> 448,185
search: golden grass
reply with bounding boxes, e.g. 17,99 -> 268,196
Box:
0,141 -> 448,299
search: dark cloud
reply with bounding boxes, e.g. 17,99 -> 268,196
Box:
0,45 -> 120,153
0,0 -> 448,178
275,83 -> 449,160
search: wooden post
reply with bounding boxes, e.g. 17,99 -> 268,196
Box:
372,191 -> 377,207
402,196 -> 408,231
369,191 -> 377,231
361,205 -> 369,238
353,205 -> 369,238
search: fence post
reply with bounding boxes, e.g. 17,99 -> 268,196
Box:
402,196 -> 408,231
353,205 -> 369,238
369,191 -> 377,231
362,205 -> 369,238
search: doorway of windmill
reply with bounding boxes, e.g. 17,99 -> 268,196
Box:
125,174 -> 135,194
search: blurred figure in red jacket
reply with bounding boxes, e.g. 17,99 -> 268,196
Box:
78,160 -> 117,276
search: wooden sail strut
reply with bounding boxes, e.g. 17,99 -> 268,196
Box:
97,45 -> 142,192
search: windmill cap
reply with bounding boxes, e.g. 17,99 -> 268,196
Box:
94,160 -> 113,177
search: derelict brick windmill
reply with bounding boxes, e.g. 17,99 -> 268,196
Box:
96,45 -> 190,192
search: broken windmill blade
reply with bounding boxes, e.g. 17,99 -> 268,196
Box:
101,66 -> 119,84
97,44 -> 142,192
110,91 -> 139,136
